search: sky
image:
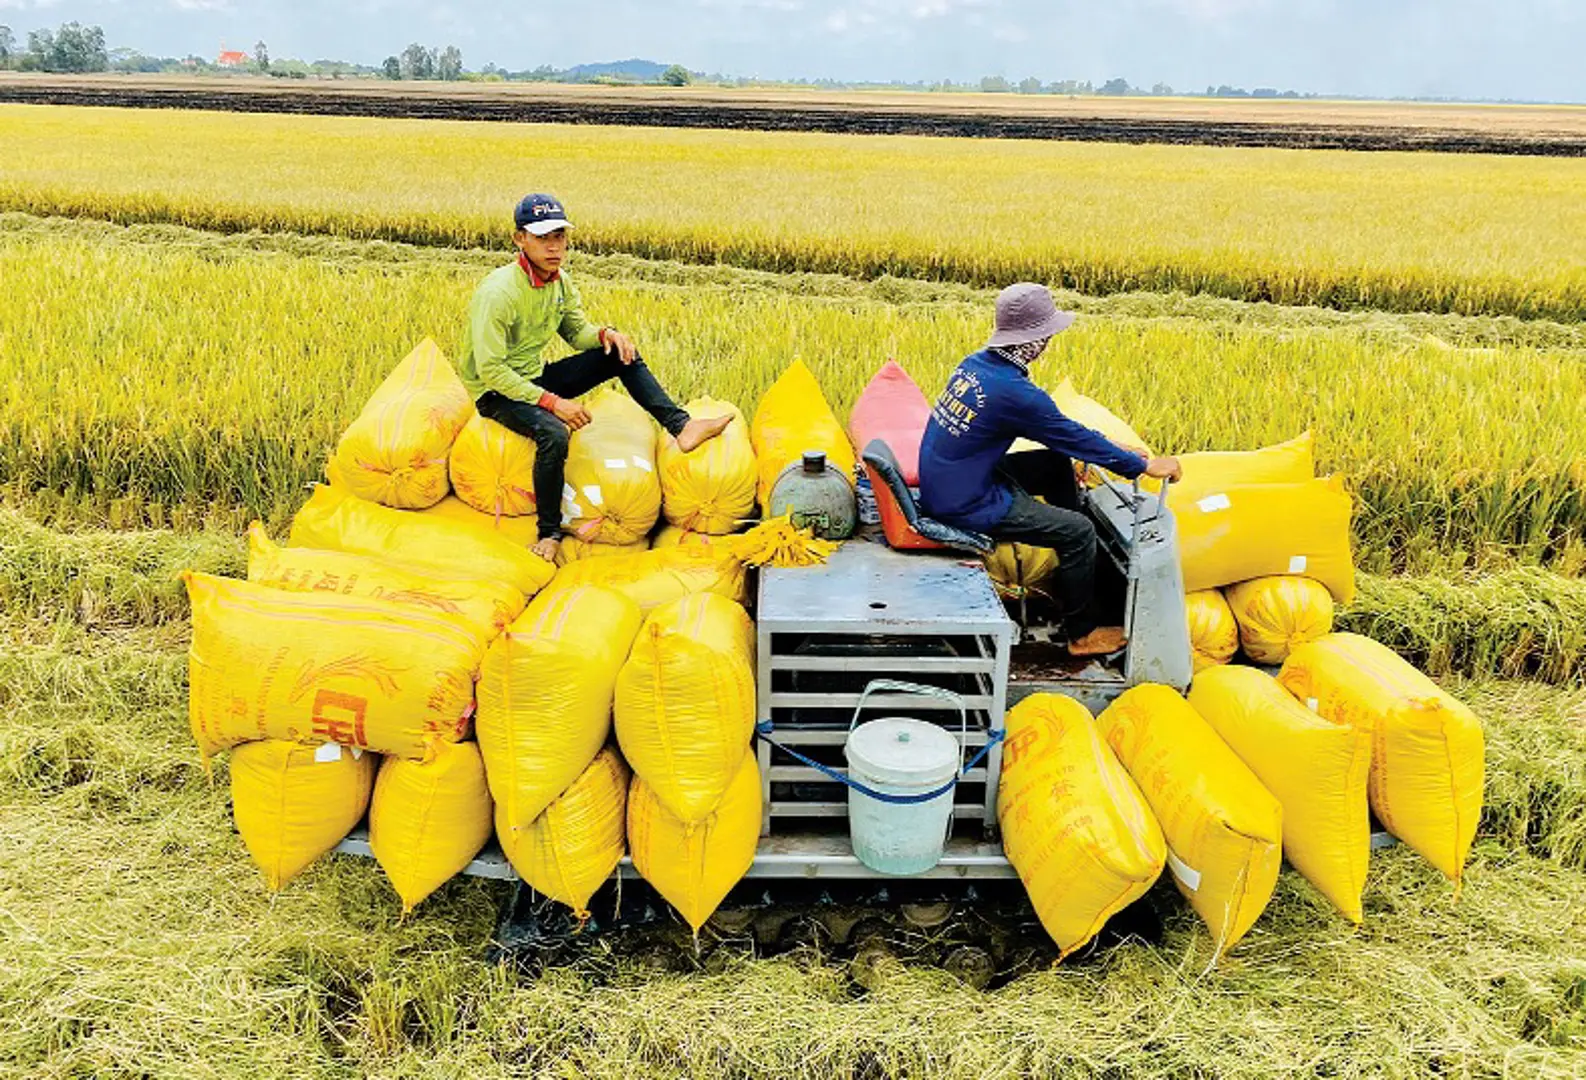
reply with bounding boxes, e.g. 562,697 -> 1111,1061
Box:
0,0 -> 1581,103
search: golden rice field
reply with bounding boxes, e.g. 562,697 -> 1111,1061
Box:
2,105 -> 1585,319
4,102 -> 1586,1078
5,214 -> 1584,580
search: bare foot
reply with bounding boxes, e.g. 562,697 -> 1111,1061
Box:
675,414 -> 733,453
1067,626 -> 1128,658
531,536 -> 559,563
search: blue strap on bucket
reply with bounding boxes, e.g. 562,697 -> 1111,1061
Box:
755,722 -> 1005,805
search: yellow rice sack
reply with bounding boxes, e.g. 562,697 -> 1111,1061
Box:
476,585 -> 643,842
230,739 -> 376,890
1186,589 -> 1239,672
545,545 -> 748,613
1172,432 -> 1314,511
1176,476 -> 1355,603
1188,666 -> 1372,923
505,747 -> 629,915
751,359 -> 855,509
562,389 -> 662,545
651,525 -> 739,552
616,594 -> 757,823
1098,685 -> 1283,955
555,535 -> 650,567
659,396 -> 757,534
290,484 -> 554,599
1279,633 -> 1484,885
985,541 -> 1057,600
368,740 -> 493,913
418,495 -> 539,548
185,572 -> 483,762
628,746 -> 761,932
1225,576 -> 1335,665
332,338 -> 473,510
333,453 -> 531,547
998,694 -> 1166,958
448,413 -> 538,519
247,523 -> 524,639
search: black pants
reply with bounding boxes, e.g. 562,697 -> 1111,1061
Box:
475,349 -> 691,538
991,450 -> 1101,639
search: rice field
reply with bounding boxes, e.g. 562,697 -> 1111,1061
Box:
4,101 -> 1585,1078
3,105 -> 1585,319
5,214 -> 1584,578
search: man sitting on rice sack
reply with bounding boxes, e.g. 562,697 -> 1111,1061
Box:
918,282 -> 1182,658
457,193 -> 732,562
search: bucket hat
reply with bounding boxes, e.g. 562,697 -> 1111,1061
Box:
986,282 -> 1075,347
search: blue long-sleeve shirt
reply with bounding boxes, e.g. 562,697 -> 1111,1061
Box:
917,350 -> 1148,530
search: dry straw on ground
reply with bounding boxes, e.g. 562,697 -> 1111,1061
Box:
2,596 -> 1582,1077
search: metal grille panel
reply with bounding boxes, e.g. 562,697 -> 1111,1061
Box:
756,540 -> 1015,842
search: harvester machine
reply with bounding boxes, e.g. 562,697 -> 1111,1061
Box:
338,443 -> 1194,986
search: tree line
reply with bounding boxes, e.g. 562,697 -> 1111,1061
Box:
0,21 -> 469,82
0,18 -> 1318,99
0,22 -> 109,73
381,44 -> 464,81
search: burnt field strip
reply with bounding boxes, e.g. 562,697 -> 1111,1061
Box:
3,75 -> 1583,155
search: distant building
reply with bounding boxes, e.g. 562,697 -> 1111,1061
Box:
217,49 -> 248,68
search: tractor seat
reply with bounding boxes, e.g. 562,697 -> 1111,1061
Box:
861,439 -> 995,555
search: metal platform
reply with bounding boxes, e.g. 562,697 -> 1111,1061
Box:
755,537 -> 1016,843
757,535 -> 1012,634
333,825 -> 1019,881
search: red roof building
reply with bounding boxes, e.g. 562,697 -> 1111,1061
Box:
218,49 -> 248,67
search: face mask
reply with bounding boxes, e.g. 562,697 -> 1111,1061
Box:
994,337 -> 1051,370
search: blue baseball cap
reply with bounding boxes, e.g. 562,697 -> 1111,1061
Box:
514,193 -> 573,236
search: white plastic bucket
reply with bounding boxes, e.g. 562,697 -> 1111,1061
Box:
843,682 -> 965,875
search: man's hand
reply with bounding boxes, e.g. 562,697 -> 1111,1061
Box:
601,328 -> 638,365
1145,455 -> 1182,483
551,397 -> 592,430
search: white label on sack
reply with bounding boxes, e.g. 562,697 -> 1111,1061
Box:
1165,848 -> 1202,892
349,747 -> 364,760
1306,697 -> 1320,713
562,483 -> 577,501
632,456 -> 653,473
603,458 -> 628,470
314,742 -> 342,764
562,504 -> 581,524
1196,493 -> 1232,514
582,485 -> 604,507
1288,555 -> 1308,573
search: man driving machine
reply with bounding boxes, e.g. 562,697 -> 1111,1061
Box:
918,282 -> 1182,658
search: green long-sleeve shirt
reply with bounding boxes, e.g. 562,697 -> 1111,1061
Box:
456,262 -> 605,403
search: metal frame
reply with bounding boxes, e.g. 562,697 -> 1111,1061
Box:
1087,478 -> 1194,692
328,483 -> 1398,889
334,826 -> 1019,881
755,539 -> 1015,871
